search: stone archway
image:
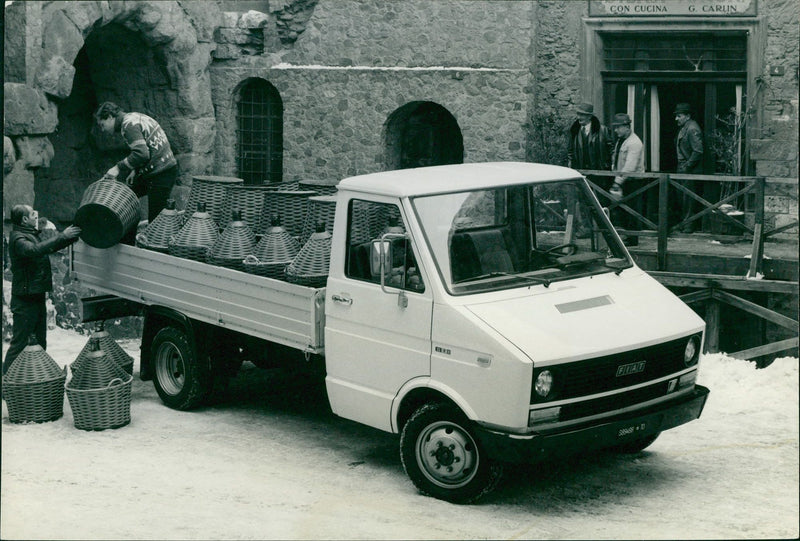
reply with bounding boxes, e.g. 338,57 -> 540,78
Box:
4,1 -> 219,222
384,101 -> 463,171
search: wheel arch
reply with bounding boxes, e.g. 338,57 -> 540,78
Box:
140,306 -> 200,380
393,379 -> 479,434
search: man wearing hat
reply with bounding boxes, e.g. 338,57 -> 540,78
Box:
674,102 -> 704,232
567,103 -> 613,172
610,113 -> 645,246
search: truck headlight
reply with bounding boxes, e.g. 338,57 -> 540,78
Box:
684,335 -> 701,366
534,370 -> 554,398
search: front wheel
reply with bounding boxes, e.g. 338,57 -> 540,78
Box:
400,402 -> 503,504
151,326 -> 212,410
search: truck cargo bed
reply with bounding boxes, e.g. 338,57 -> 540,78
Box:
71,242 -> 326,354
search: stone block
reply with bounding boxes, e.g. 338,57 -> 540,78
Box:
179,0 -> 223,42
3,83 -> 59,135
765,195 -> 790,214
42,9 -> 84,64
750,139 -> 798,161
3,166 -> 35,220
239,10 -> 269,28
175,152 -> 214,182
221,12 -> 240,27
169,116 -> 217,155
756,160 -> 792,178
211,43 -> 244,59
4,137 -> 16,175
4,1 -> 28,83
15,136 -> 55,169
59,1 -> 103,38
34,53 -> 76,100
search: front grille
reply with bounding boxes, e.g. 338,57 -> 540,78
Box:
559,380 -> 670,422
532,335 -> 693,403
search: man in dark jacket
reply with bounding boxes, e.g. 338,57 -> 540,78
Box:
568,103 -> 613,172
674,102 -> 705,232
3,205 -> 81,375
94,102 -> 178,229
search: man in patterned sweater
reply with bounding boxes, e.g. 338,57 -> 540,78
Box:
94,102 -> 178,231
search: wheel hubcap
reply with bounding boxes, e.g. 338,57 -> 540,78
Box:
416,421 -> 479,488
154,342 -> 185,396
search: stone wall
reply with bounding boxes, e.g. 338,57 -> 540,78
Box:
210,0 -> 534,181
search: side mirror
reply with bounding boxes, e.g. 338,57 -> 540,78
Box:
370,239 -> 393,277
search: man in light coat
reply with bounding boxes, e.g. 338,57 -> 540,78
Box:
609,113 -> 645,246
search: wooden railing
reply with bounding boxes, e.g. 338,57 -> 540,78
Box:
579,170 -> 799,275
579,169 -> 798,360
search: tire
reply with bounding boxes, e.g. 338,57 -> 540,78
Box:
400,402 -> 503,504
610,432 -> 661,454
151,326 -> 212,410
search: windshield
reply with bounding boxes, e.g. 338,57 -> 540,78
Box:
411,178 -> 633,294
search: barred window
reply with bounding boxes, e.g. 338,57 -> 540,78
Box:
237,79 -> 283,184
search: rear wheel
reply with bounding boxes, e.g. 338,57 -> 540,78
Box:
151,326 -> 211,410
400,402 -> 503,504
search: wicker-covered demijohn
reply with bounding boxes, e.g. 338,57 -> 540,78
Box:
207,210 -> 257,272
168,203 -> 220,262
243,216 -> 301,278
71,321 -> 134,377
2,336 -> 67,424
259,190 -> 316,236
74,177 -> 141,248
137,199 -> 182,253
300,195 -> 337,245
285,221 -> 332,288
66,338 -> 132,431
219,185 -> 275,230
184,175 -> 243,225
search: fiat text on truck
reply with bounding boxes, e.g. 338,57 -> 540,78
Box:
72,162 -> 710,503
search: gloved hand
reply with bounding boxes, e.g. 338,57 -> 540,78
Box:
609,182 -> 623,201
105,165 -> 120,179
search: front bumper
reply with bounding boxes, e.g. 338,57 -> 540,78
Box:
474,385 -> 710,464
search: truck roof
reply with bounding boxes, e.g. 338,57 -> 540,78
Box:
337,162 -> 582,198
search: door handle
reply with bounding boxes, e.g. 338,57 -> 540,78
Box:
331,293 -> 353,306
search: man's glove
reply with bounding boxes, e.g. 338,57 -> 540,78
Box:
609,182 -> 623,201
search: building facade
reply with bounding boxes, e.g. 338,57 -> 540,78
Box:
3,0 -> 797,232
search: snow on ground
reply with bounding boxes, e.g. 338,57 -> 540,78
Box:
1,326 -> 798,540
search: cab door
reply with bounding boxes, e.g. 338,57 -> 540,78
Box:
325,198 -> 433,432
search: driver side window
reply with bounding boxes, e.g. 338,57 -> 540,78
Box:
345,200 -> 425,293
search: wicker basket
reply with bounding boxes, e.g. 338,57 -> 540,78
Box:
207,211 -> 256,272
66,339 -> 132,431
300,195 -> 337,245
285,223 -> 332,287
243,217 -> 300,278
298,179 -> 338,196
2,339 -> 66,424
259,190 -> 316,236
185,175 -> 243,226
72,322 -> 134,376
75,177 -> 141,248
137,199 -> 182,253
169,203 -> 220,262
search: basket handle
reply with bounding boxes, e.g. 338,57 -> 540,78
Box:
244,254 -> 261,264
107,378 -> 123,388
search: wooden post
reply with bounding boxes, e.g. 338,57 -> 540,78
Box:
705,293 -> 720,353
657,174 -> 669,271
748,177 -> 766,277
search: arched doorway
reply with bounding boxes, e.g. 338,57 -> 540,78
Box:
235,79 -> 284,184
384,102 -> 463,170
28,2 -> 214,222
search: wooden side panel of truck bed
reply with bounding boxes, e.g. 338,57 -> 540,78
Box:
71,242 -> 326,353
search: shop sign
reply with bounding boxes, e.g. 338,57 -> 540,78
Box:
589,0 -> 757,17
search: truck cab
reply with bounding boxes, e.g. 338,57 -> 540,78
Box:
324,162 -> 709,502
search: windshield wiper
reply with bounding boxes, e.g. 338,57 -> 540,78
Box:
455,271 -> 551,288
555,252 -> 627,275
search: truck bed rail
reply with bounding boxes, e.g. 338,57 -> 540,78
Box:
71,242 -> 325,354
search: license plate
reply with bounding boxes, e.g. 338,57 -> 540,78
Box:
614,413 -> 663,439
616,422 -> 648,439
